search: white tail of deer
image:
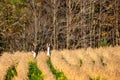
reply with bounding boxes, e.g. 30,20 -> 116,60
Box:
32,51 -> 36,58
47,43 -> 50,57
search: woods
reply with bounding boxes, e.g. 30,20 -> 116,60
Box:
0,0 -> 120,52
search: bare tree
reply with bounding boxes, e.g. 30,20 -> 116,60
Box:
53,0 -> 57,49
32,0 -> 38,50
115,0 -> 119,45
66,0 -> 72,49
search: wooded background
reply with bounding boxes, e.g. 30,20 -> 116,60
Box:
0,0 -> 120,53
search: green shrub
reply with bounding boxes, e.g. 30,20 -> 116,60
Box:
5,66 -> 17,80
98,37 -> 110,47
28,61 -> 43,80
80,59 -> 83,67
89,76 -> 100,80
47,59 -> 67,80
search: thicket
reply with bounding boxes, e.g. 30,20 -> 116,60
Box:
0,0 -> 120,53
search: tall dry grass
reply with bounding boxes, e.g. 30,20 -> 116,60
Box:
79,48 -> 105,78
58,47 -> 120,80
37,52 -> 56,80
61,50 -> 80,66
13,52 -> 33,80
51,46 -> 120,80
0,46 -> 120,80
51,50 -> 89,80
0,52 -> 17,80
96,47 -> 120,80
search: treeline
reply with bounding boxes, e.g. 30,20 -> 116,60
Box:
0,0 -> 120,52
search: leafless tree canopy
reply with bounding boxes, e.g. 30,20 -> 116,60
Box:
0,0 -> 120,52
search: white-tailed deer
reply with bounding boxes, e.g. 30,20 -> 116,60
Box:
32,51 -> 37,58
47,43 -> 51,57
32,43 -> 40,58
32,43 -> 51,58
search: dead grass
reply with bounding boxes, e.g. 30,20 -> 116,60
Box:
61,50 -> 80,66
0,52 -> 17,80
13,52 -> 33,80
51,50 -> 89,80
37,52 -> 56,80
62,47 -> 120,80
0,46 -> 120,80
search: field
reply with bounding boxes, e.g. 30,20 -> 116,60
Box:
0,46 -> 120,80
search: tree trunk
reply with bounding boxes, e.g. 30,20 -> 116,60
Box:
66,0 -> 71,49
53,0 -> 57,49
115,0 -> 119,45
32,0 -> 38,50
99,0 -> 102,47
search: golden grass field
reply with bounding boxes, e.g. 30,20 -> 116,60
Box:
0,46 -> 120,80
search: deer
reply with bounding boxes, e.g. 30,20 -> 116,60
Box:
47,43 -> 51,57
32,43 -> 40,58
32,43 -> 51,58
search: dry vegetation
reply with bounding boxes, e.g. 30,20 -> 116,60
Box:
13,52 -> 33,80
0,46 -> 120,80
36,53 -> 56,80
